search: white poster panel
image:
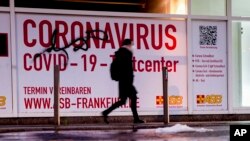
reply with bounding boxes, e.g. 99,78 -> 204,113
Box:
192,21 -> 227,111
0,13 -> 12,115
16,13 -> 187,116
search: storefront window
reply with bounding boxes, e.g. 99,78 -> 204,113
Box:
232,0 -> 250,17
191,0 -> 226,16
146,0 -> 187,14
0,0 -> 9,7
232,21 -> 250,107
15,0 -> 187,14
15,0 -> 145,12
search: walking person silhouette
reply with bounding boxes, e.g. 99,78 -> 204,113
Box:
102,38 -> 144,124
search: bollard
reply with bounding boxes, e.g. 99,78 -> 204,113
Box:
162,67 -> 169,124
54,65 -> 60,126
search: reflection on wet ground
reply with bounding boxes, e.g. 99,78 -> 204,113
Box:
0,126 -> 229,141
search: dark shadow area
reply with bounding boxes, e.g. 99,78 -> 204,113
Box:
0,34 -> 8,57
35,132 -> 99,140
15,0 -> 146,13
0,0 -> 9,7
34,130 -> 139,141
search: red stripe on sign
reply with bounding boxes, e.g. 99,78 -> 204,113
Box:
100,63 -> 108,66
70,63 -> 78,66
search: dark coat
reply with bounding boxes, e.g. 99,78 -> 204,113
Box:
115,47 -> 137,98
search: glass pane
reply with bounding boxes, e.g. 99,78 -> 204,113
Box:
15,0 -> 146,12
232,0 -> 250,17
232,21 -> 250,107
0,34 -> 8,57
146,0 -> 187,14
0,0 -> 9,7
240,22 -> 250,106
15,0 -> 187,14
191,0 -> 226,16
232,21 -> 242,107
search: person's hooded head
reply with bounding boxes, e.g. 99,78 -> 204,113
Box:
122,38 -> 134,52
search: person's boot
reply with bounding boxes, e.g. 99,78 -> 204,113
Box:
134,119 -> 145,124
102,111 -> 109,124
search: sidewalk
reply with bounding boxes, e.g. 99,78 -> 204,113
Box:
0,121 -> 234,141
0,121 -> 243,133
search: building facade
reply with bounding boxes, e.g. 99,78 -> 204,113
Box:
0,0 -> 250,119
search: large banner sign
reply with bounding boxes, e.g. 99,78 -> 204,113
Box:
192,21 -> 227,111
0,13 -> 12,115
16,13 -> 187,116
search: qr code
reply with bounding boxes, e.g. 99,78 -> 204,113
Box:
199,26 -> 217,45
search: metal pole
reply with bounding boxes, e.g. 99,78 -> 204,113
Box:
162,67 -> 169,124
54,65 -> 60,126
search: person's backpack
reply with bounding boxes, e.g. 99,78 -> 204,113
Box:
110,57 -> 120,81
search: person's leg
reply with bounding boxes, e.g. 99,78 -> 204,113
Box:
130,94 -> 144,123
103,98 -> 126,115
102,97 -> 127,123
130,94 -> 139,121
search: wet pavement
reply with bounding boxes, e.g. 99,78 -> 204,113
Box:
0,123 -> 230,141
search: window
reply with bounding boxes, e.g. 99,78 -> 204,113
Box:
191,0 -> 226,16
232,21 -> 250,107
232,0 -> 250,17
0,0 -> 9,7
15,0 -> 187,14
15,0 -> 145,12
146,0 -> 187,14
0,34 -> 8,57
